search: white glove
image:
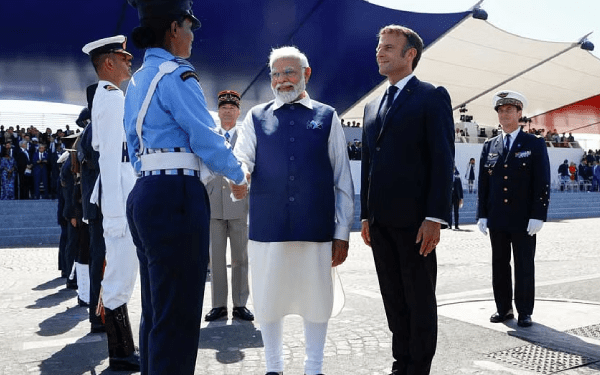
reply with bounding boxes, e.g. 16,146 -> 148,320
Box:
477,218 -> 488,235
527,219 -> 544,236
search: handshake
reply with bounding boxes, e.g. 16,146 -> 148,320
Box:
229,172 -> 251,201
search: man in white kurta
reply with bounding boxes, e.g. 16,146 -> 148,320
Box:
84,35 -> 139,371
233,46 -> 354,375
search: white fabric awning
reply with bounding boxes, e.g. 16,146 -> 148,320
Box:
342,16 -> 600,129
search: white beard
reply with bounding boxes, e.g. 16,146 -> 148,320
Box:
272,75 -> 306,104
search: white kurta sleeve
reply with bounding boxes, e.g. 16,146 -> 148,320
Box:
233,110 -> 257,175
328,112 -> 355,241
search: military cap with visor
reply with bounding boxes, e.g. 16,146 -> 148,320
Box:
127,0 -> 201,30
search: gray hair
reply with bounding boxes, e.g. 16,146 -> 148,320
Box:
19,140 -> 27,147
269,46 -> 309,70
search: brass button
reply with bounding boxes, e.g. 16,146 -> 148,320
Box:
504,199 -> 508,203
504,176 -> 508,180
504,164 -> 508,168
503,187 -> 508,191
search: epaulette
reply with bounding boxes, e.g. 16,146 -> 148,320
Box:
104,84 -> 118,91
174,58 -> 199,82
174,57 -> 194,68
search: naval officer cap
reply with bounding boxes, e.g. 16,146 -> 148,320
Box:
82,35 -> 133,58
218,90 -> 241,108
128,0 -> 201,30
493,90 -> 527,112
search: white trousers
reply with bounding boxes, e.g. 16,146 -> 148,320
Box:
101,230 -> 138,309
75,263 -> 90,304
261,319 -> 328,374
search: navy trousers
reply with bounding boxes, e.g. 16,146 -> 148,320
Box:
370,223 -> 437,375
88,217 -> 106,325
489,230 -> 536,316
33,167 -> 49,199
127,175 -> 210,375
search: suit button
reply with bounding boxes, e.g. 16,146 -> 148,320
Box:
289,176 -> 295,181
289,197 -> 295,202
376,147 -> 381,151
504,199 -> 508,203
290,137 -> 295,142
290,121 -> 295,125
504,176 -> 508,180
503,187 -> 508,191
290,155 -> 295,161
504,164 -> 508,168
290,105 -> 295,110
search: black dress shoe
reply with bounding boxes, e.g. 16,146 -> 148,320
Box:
265,372 -> 282,375
517,314 -> 532,327
77,297 -> 89,307
490,310 -> 514,323
205,307 -> 227,321
90,321 -> 106,333
109,351 -> 141,371
232,306 -> 254,321
66,279 -> 78,290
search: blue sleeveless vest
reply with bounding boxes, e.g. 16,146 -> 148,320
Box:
249,100 -> 335,242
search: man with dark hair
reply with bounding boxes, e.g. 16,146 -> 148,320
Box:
82,35 -> 139,371
361,24 -> 454,375
477,90 -> 550,328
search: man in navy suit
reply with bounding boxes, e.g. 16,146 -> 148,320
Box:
360,25 -> 454,375
32,143 -> 50,199
477,90 -> 550,328
592,160 -> 600,192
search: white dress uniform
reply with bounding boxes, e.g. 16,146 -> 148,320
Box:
91,80 -> 139,310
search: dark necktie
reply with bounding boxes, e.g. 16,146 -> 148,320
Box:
225,132 -> 230,143
503,134 -> 511,159
378,85 -> 399,125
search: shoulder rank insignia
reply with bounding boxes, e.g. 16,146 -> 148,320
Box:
180,71 -> 199,82
104,84 -> 118,91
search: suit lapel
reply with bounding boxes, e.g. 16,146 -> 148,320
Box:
230,130 -> 238,148
377,76 -> 418,143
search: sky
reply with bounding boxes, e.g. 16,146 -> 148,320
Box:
369,0 -> 599,59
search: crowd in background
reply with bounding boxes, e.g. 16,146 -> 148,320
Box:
557,151 -> 600,191
0,124 -> 79,200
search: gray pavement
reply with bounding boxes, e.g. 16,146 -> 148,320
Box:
1,218 -> 600,374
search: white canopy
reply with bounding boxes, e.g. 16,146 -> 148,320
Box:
343,16 -> 600,129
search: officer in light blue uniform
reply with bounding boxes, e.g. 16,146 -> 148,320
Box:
124,1 -> 246,374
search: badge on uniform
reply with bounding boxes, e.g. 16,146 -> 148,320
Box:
515,150 -> 531,158
180,71 -> 199,82
307,120 -> 322,130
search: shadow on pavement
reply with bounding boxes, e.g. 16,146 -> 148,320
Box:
506,320 -> 600,361
38,334 -> 108,375
199,319 -> 263,364
37,306 -> 88,337
32,277 -> 65,291
27,288 -> 77,309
